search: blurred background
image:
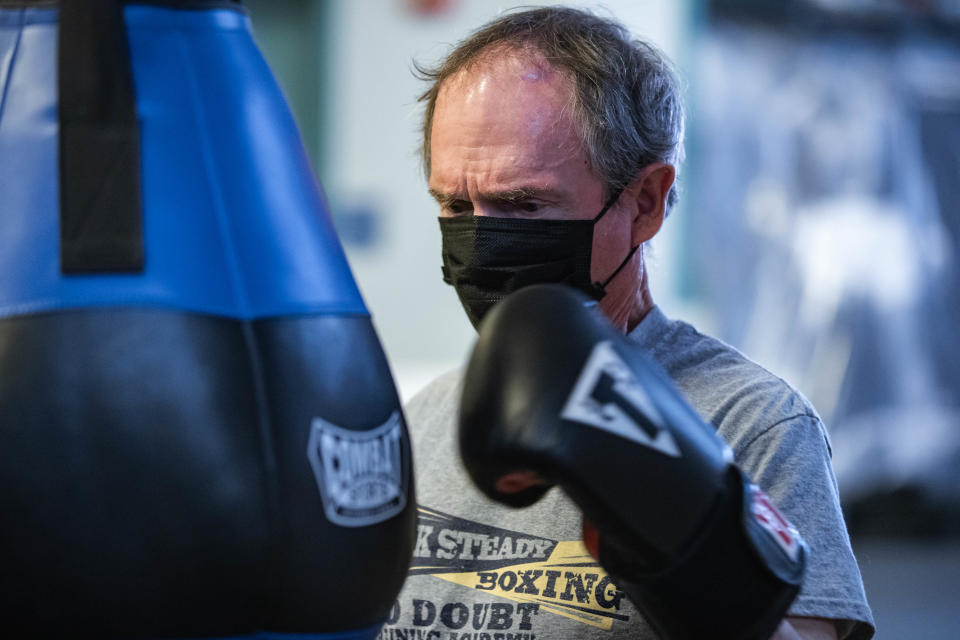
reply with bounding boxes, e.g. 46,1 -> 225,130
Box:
244,1 -> 960,637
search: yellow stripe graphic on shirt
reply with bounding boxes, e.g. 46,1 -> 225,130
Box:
411,506 -> 630,629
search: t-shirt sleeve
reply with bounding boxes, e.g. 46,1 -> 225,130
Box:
735,414 -> 875,640
402,368 -> 464,464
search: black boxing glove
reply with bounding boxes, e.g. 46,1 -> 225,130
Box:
458,284 -> 806,640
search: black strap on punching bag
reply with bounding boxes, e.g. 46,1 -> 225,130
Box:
58,0 -> 144,273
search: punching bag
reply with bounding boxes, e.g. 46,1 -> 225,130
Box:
0,2 -> 414,638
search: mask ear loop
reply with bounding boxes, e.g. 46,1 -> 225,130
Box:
591,188 -> 625,223
588,187 -> 640,299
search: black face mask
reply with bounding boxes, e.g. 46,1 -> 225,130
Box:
439,190 -> 638,329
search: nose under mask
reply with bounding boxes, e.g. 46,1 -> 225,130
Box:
438,190 -> 637,329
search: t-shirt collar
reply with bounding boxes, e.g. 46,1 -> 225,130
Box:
626,305 -> 670,350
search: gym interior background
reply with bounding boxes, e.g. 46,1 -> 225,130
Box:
244,1 -> 960,637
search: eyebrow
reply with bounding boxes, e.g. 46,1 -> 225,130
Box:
428,188 -> 459,208
428,187 -> 553,207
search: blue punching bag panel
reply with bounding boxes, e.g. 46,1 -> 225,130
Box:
0,5 -> 365,321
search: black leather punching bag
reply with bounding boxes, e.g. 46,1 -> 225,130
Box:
0,2 -> 414,638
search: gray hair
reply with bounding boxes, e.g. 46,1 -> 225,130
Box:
415,6 -> 685,211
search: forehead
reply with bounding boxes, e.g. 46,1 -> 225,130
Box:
432,49 -> 582,162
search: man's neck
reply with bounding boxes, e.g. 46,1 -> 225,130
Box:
625,266 -> 655,334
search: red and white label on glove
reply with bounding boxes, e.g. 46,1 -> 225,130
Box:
750,484 -> 802,562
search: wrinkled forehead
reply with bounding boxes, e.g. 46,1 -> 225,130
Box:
433,47 -> 582,156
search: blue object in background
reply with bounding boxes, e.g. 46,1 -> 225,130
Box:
333,201 -> 382,249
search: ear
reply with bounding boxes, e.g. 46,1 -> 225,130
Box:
625,162 -> 674,245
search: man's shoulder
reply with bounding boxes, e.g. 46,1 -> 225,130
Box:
630,309 -> 822,452
404,367 -> 464,444
406,368 -> 463,416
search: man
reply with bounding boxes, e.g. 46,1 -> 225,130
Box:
382,7 -> 874,640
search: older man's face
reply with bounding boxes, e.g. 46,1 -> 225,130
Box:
427,50 -> 644,330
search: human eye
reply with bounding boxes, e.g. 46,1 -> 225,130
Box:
510,199 -> 559,218
443,200 -> 473,217
497,197 -> 544,216
517,201 -> 540,213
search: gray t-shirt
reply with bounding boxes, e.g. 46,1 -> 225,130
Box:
381,307 -> 874,640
